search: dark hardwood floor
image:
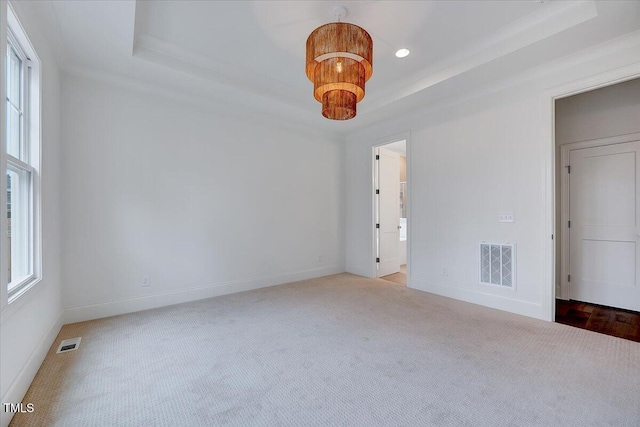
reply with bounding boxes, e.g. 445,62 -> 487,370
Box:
556,299 -> 640,342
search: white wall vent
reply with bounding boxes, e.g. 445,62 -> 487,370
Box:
479,243 -> 515,289
56,337 -> 82,354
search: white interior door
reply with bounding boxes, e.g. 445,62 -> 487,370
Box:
377,147 -> 400,277
569,141 -> 640,311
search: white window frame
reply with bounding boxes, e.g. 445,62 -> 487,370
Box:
2,4 -> 41,304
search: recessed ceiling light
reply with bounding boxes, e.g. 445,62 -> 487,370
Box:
395,48 -> 410,58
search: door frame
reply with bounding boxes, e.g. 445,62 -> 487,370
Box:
546,63 -> 640,321
370,131 -> 411,285
559,132 -> 640,301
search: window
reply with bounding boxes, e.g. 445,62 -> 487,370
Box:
4,13 -> 40,301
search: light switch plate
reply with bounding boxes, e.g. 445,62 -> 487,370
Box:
499,212 -> 515,223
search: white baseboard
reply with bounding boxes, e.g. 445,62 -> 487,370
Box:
0,311 -> 63,427
346,264 -> 374,278
410,277 -> 548,321
63,265 -> 345,324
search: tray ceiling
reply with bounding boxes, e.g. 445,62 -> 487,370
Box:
33,0 -> 640,135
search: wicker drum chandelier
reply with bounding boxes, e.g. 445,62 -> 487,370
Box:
306,6 -> 372,121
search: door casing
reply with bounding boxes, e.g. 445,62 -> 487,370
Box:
547,64 -> 640,321
370,133 -> 411,285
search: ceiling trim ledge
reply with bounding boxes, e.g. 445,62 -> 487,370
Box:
360,0 -> 599,115
344,28 -> 640,140
61,63 -> 345,141
133,32 -> 311,112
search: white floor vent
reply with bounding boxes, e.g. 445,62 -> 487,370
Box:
56,337 -> 82,354
480,243 -> 515,289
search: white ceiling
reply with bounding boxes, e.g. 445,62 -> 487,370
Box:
32,0 -> 640,136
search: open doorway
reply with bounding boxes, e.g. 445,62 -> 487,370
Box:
554,77 -> 640,342
374,139 -> 407,285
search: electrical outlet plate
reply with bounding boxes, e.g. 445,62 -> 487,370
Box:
142,276 -> 151,287
498,212 -> 515,223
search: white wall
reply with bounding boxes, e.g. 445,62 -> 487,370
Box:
61,73 -> 345,322
346,35 -> 640,321
0,2 -> 63,426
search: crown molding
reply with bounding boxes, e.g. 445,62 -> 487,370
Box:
131,2 -> 599,124
361,0 -> 599,114
61,25 -> 640,143
61,63 -> 345,141
347,28 -> 640,141
133,32 -> 312,113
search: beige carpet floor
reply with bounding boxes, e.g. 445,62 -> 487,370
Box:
12,273 -> 640,426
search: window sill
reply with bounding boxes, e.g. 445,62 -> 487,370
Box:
1,276 -> 44,326
8,276 -> 41,305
